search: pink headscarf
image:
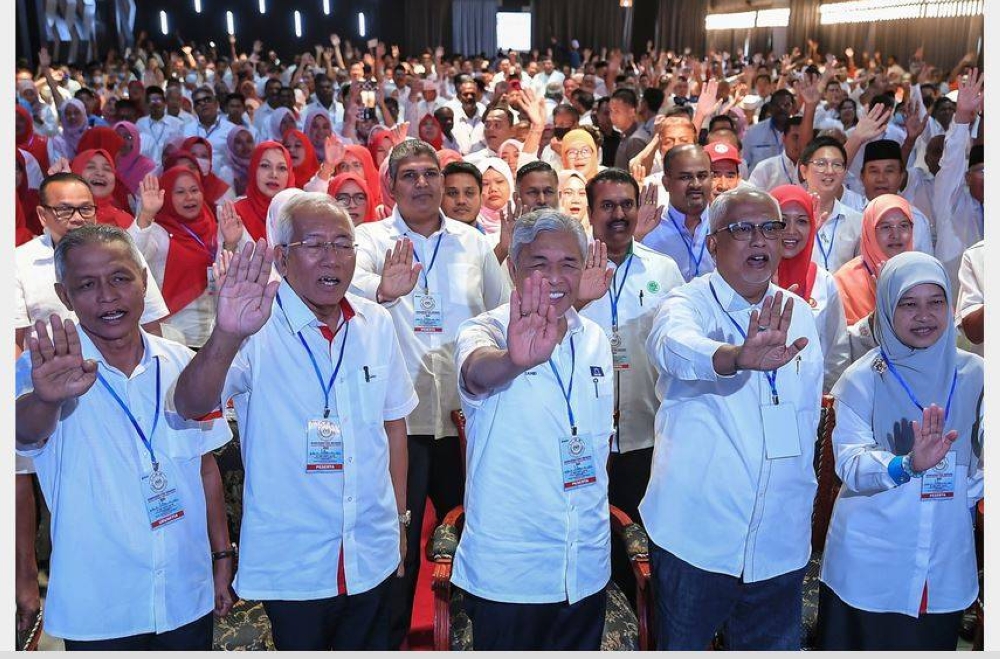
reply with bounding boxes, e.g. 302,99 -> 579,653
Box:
377,156 -> 396,215
113,121 -> 156,194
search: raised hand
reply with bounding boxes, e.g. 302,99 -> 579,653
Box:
635,183 -> 663,242
909,404 -> 959,472
694,78 -> 721,119
507,271 -> 560,369
212,249 -> 233,292
38,48 -> 51,71
629,160 -> 647,188
955,67 -> 983,124
389,122 -> 410,146
324,133 -> 346,167
498,199 -> 521,253
47,157 -> 70,176
377,238 -> 422,303
904,98 -> 929,142
734,291 -> 809,371
852,102 -> 891,142
27,316 -> 98,405
215,239 -> 279,338
218,200 -> 245,249
329,33 -> 341,48
577,240 -> 613,305
794,75 -> 821,107
136,173 -> 164,227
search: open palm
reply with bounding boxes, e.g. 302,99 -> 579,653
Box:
508,272 -> 560,369
28,316 -> 98,404
216,239 -> 279,338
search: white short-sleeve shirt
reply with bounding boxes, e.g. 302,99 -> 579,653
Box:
223,284 -> 418,600
15,329 -> 231,641
453,306 -> 614,604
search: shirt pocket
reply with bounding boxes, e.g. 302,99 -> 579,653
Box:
446,263 -> 482,309
358,364 -> 390,426
589,374 -> 616,439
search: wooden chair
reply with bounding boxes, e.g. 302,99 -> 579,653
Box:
431,410 -> 653,651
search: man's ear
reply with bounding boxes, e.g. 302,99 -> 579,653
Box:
274,245 -> 289,277
55,282 -> 72,311
506,257 -> 516,281
706,233 -> 718,259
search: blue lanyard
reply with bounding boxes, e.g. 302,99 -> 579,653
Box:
177,223 -> 216,262
548,336 -> 577,435
668,209 -> 707,276
277,293 -> 351,418
779,155 -> 794,185
814,214 -> 841,270
709,281 -> 779,404
97,357 -> 162,470
609,250 -> 635,331
879,349 -> 959,423
409,233 -> 444,294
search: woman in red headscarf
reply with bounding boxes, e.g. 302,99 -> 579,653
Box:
180,137 -> 234,205
436,149 -> 463,168
16,106 -> 49,174
75,127 -> 133,211
70,149 -> 134,228
113,121 -> 156,196
15,196 -> 34,246
328,172 -> 377,225
283,128 -> 320,188
367,125 -> 394,168
418,114 -> 444,150
334,144 -> 383,207
772,184 -> 849,390
232,141 -> 295,244
16,151 -> 42,235
132,165 -> 220,347
834,194 -> 916,325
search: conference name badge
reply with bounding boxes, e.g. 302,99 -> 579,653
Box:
206,266 -> 217,295
921,450 -> 956,500
560,434 -> 597,491
413,293 -> 444,333
142,466 -> 186,529
306,418 -> 345,472
610,330 -> 630,370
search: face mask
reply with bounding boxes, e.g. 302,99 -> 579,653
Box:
93,75 -> 104,86
185,73 -> 198,86
196,157 -> 211,175
205,69 -> 216,82
552,126 -> 570,140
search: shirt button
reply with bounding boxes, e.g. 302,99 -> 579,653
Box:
348,457 -> 354,463
347,497 -> 353,502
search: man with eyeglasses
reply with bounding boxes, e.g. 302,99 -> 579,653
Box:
182,86 -> 235,173
574,168 -> 682,603
641,145 -> 715,282
136,86 -> 185,166
350,140 -> 510,648
174,195 -> 416,650
642,187 -> 823,650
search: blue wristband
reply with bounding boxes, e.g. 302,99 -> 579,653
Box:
887,456 -> 911,485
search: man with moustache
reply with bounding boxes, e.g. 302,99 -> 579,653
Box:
642,187 -> 823,650
350,140 -> 510,647
16,225 -> 233,650
641,145 -> 714,281
856,140 -> 933,254
575,168 -> 682,600
174,198 -> 416,650
454,209 -> 614,650
515,160 -> 559,212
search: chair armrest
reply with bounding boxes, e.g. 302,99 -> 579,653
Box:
431,505 -> 465,651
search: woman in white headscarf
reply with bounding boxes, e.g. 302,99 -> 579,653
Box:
475,157 -> 514,234
265,187 -> 307,248
818,252 -> 983,651
267,107 -> 298,142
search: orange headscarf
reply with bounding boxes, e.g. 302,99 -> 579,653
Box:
561,129 -> 599,180
772,185 -> 819,302
834,194 -> 914,324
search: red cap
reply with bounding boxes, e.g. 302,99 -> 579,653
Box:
706,142 -> 741,165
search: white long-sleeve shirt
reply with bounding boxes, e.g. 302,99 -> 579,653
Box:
641,272 -> 823,582
933,121 -> 983,297
956,241 -> 984,357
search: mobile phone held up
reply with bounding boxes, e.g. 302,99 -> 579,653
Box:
509,78 -> 521,92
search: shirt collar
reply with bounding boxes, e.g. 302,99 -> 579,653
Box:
275,279 -> 362,335
564,306 -> 585,336
77,326 -> 160,378
389,206 -> 452,239
708,270 -> 776,314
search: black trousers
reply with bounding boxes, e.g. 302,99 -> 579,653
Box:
463,588 -> 607,650
608,446 -> 653,605
817,582 -> 964,650
262,576 -> 392,650
64,612 -> 213,651
387,434 -> 465,648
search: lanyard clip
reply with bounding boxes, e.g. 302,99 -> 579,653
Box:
771,394 -> 780,406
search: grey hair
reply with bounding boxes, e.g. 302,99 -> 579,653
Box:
387,139 -> 440,181
510,209 -> 588,265
53,224 -> 145,283
274,192 -> 354,246
708,187 -> 782,232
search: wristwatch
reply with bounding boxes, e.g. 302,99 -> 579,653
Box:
398,510 -> 412,528
212,542 -> 238,561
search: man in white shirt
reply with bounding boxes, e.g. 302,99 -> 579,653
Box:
455,209 -> 614,650
956,241 -> 984,356
136,86 -> 185,168
933,71 -> 983,296
747,117 -> 804,192
743,89 -> 795,173
642,187 -> 823,650
252,78 -> 286,137
16,225 -> 232,650
174,198 -> 416,650
531,57 -> 566,97
446,78 -> 486,155
577,169 -> 683,600
182,87 -> 236,171
901,134 -> 942,230
642,145 -> 715,281
350,140 -> 510,647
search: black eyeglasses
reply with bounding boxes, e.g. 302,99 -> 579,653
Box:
712,220 -> 786,241
193,96 -> 215,105
42,204 -> 97,221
